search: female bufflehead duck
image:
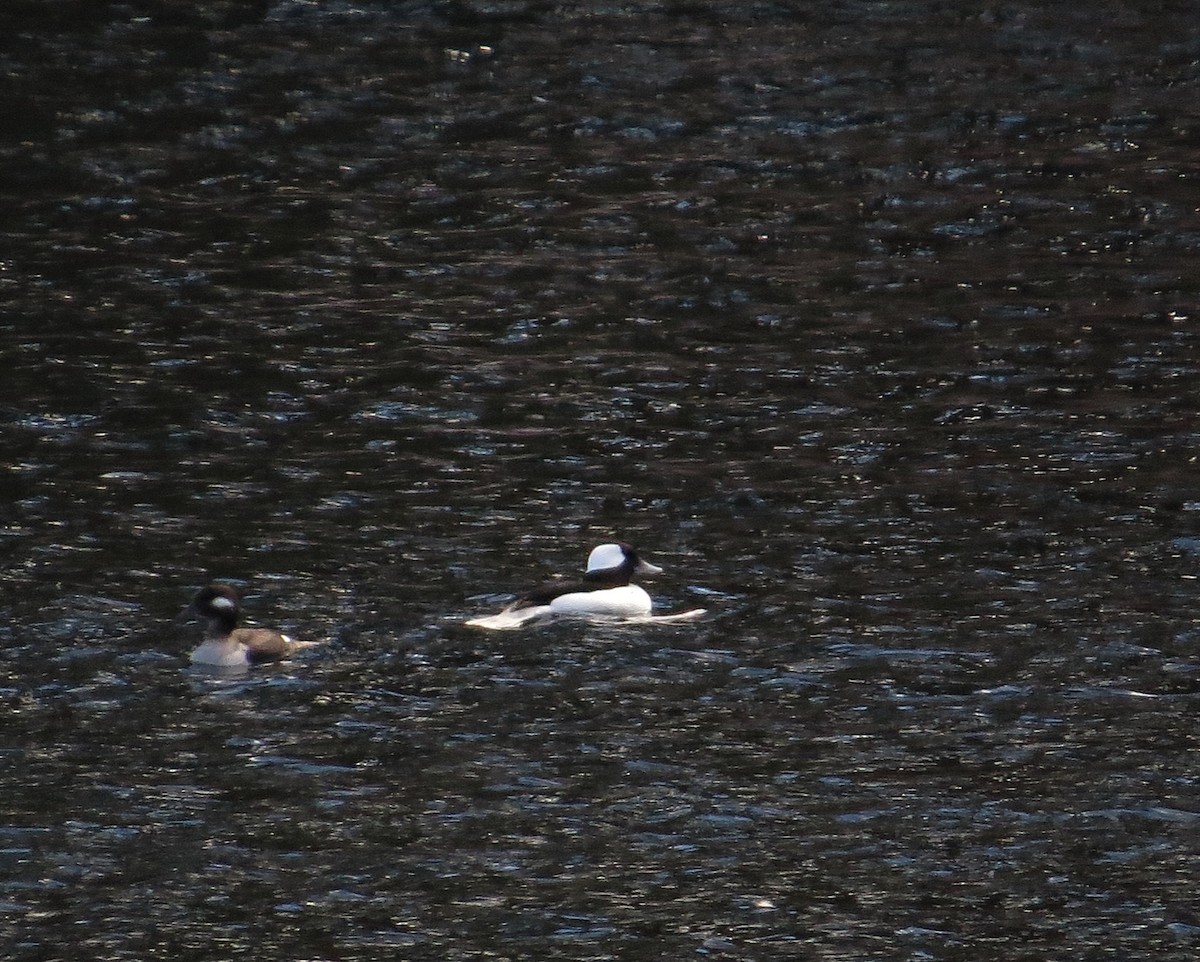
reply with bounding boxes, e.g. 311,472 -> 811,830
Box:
189,583 -> 297,668
466,542 -> 705,630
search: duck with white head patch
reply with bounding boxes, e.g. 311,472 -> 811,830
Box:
466,542 -> 706,630
189,583 -> 298,667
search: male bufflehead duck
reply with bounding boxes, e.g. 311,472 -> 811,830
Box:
189,583 -> 297,667
466,542 -> 706,630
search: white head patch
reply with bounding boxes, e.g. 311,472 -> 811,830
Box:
586,543 -> 626,573
210,595 -> 238,612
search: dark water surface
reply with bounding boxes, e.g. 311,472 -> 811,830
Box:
3,2 -> 1200,959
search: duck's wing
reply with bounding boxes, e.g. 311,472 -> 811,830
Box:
464,578 -> 589,629
465,604 -> 553,630
512,579 -> 592,608
233,628 -> 294,664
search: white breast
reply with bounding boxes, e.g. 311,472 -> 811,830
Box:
549,585 -> 653,618
190,638 -> 250,668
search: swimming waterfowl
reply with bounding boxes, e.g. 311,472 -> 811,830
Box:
189,583 -> 298,667
466,542 -> 706,629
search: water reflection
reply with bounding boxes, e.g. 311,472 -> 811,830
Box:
4,2 -> 1200,959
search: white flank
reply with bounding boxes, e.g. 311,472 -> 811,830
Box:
550,585 -> 652,618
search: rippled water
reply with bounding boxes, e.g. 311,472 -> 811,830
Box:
3,3 -> 1200,959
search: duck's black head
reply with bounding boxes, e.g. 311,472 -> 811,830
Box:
583,542 -> 663,584
191,583 -> 242,632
